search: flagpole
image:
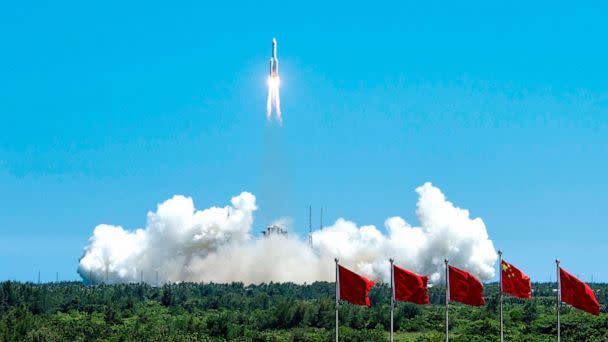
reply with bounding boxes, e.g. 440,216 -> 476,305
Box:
390,258 -> 395,342
335,258 -> 339,342
556,259 -> 561,342
498,250 -> 503,342
445,259 -> 449,342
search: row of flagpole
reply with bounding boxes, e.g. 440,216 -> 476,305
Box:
335,258 -> 339,342
556,259 -> 561,342
335,253 -> 599,341
390,258 -> 395,342
444,259 -> 449,342
499,251 -> 503,342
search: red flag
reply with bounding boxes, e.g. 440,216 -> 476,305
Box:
393,265 -> 429,304
448,265 -> 485,306
338,265 -> 375,306
501,260 -> 532,299
559,267 -> 600,316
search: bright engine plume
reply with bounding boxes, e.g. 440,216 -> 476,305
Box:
266,38 -> 282,124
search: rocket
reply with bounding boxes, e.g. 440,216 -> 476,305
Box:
266,38 -> 282,123
269,38 -> 279,77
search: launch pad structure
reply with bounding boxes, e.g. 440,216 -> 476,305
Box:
262,224 -> 288,237
262,206 -> 323,248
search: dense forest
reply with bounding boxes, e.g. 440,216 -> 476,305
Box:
1,280 -> 607,341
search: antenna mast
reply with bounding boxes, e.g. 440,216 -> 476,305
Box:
320,207 -> 323,230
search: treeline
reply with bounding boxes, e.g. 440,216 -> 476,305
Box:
1,281 -> 608,341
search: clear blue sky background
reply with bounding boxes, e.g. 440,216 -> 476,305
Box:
1,1 -> 606,282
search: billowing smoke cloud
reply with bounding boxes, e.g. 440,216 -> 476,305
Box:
78,193 -> 257,284
313,183 -> 497,283
78,183 -> 497,285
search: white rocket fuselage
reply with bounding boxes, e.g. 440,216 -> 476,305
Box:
269,38 -> 279,77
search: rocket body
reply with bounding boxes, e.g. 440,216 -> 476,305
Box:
269,38 -> 279,77
266,38 -> 282,124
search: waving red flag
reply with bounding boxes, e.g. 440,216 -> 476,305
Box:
448,266 -> 485,306
501,260 -> 532,299
559,268 -> 600,315
339,265 -> 375,306
393,265 -> 429,304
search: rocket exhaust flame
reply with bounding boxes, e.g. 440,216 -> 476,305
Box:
266,38 -> 282,124
266,76 -> 281,124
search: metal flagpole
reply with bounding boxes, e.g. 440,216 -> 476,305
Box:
335,258 -> 339,342
445,259 -> 449,342
556,259 -> 561,342
390,258 -> 395,342
499,250 -> 503,342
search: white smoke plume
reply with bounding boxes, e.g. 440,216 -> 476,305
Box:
78,183 -> 497,285
313,183 -> 497,283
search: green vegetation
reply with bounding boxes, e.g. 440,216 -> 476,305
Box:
1,281 -> 607,341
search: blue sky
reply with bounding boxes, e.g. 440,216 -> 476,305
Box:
1,1 -> 607,282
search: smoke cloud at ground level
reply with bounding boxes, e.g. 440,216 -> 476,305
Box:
78,183 -> 497,285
